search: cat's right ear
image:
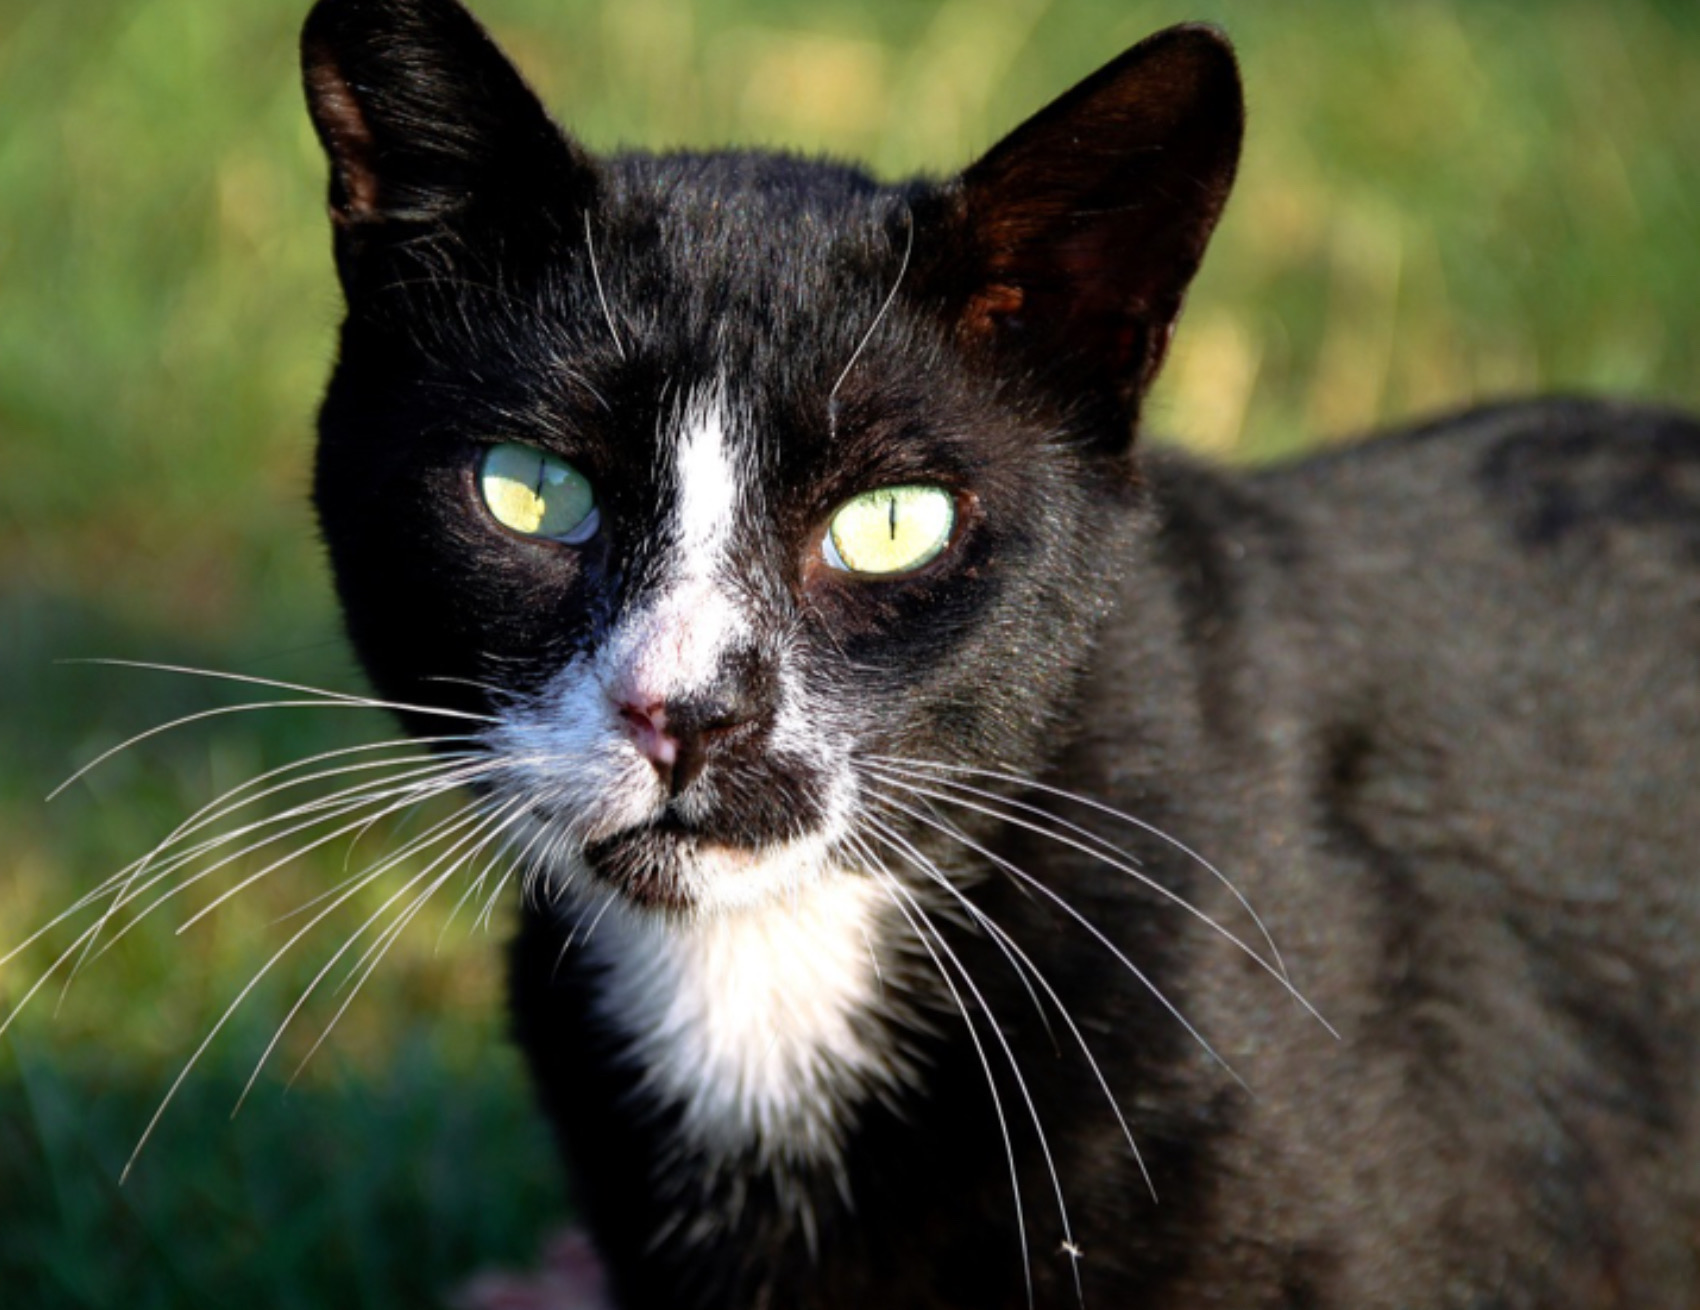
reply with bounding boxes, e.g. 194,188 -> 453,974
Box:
913,26 -> 1242,442
301,0 -> 596,284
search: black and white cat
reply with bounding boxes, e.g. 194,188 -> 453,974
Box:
299,0 -> 1700,1305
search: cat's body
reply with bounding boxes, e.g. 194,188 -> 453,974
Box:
512,402 -> 1700,1309
297,1 -> 1700,1306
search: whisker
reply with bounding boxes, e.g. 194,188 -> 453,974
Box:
859,834 -> 1088,1303
291,800 -> 534,1089
140,736 -> 481,869
7,765 -> 477,1041
53,700 -> 398,802
845,835 -> 1036,1310
329,797 -> 527,1002
584,211 -> 627,361
869,755 -> 1293,986
56,659 -> 498,723
266,770 -> 510,927
235,797 -> 523,1114
119,784 -> 500,1183
60,743 -> 483,992
829,204 -> 915,407
855,815 -> 1058,1052
563,881 -> 620,957
175,761 -> 502,935
861,814 -> 1154,1206
64,759 -> 499,988
434,813 -> 544,951
872,787 -> 1251,1094
51,685 -> 488,804
865,762 -> 1333,1036
18,757 -> 496,1033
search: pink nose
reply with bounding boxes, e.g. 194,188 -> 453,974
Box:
617,700 -> 679,769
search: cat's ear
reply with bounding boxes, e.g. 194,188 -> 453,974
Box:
300,0 -> 596,279
920,26 -> 1242,437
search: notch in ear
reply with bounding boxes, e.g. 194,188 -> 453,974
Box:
301,0 -> 596,274
924,26 -> 1243,437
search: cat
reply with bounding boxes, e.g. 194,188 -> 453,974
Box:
298,0 -> 1700,1306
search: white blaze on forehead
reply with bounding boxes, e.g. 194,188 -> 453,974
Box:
601,381 -> 752,708
670,382 -> 743,570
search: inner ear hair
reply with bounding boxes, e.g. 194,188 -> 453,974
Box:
300,0 -> 597,232
301,46 -> 383,225
946,24 -> 1243,424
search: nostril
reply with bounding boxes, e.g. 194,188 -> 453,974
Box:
618,700 -> 679,768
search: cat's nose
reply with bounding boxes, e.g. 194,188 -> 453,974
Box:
615,653 -> 776,796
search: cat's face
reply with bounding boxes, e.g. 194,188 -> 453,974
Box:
303,0 -> 1241,921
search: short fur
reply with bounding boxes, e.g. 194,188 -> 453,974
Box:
301,1 -> 1700,1306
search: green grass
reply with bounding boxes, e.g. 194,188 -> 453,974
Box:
2,0 -> 1698,1304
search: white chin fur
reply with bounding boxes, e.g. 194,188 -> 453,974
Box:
577,868 -> 911,1166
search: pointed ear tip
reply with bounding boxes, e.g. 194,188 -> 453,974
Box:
300,0 -> 427,58
1136,23 -> 1243,88
300,0 -> 360,76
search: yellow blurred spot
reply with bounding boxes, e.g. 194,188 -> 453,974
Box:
729,31 -> 889,149
1307,201 -> 1404,438
1165,310 -> 1264,456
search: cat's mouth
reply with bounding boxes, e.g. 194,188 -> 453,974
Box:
581,817 -> 778,913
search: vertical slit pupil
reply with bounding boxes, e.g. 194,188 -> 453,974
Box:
888,495 -> 898,540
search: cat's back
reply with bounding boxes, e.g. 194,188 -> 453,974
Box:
1147,396 -> 1700,985
1102,400 -> 1700,1305
1237,396 -> 1700,898
1254,395 -> 1700,601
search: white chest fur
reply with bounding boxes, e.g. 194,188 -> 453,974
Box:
582,872 -> 907,1164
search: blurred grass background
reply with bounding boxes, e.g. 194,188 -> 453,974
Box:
1,0 -> 1697,1304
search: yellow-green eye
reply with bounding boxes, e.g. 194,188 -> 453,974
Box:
479,442 -> 598,542
823,485 -> 956,576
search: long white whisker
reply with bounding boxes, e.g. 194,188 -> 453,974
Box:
584,211 -> 627,361
52,698 -> 482,804
235,798 -> 520,1114
267,773 -> 512,928
438,813 -> 555,950
862,814 -> 1154,1207
872,755 -> 1293,987
485,807 -> 577,934
57,659 -> 499,723
330,798 -> 526,1002
60,744 -> 483,995
74,759 -> 499,975
859,839 -> 1080,1306
875,788 -> 1251,1094
866,763 -> 1333,1037
855,817 -> 1057,1050
1,865 -> 140,971
845,836 -> 1035,1309
89,756 -> 490,947
293,800 -> 533,1087
6,765 -> 474,1041
137,737 -> 481,871
176,761 -> 502,935
119,783 -> 499,1182
830,206 -> 914,405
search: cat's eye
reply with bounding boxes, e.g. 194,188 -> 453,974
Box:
479,442 -> 599,542
823,485 -> 956,576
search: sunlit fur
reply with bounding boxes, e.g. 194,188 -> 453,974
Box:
12,3 -> 1700,1310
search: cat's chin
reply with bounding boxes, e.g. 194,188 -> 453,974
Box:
579,824 -> 837,919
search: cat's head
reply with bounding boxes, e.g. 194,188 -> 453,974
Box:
301,0 -> 1241,918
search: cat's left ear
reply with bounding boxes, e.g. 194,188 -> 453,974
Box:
300,0 -> 597,286
919,26 -> 1242,437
